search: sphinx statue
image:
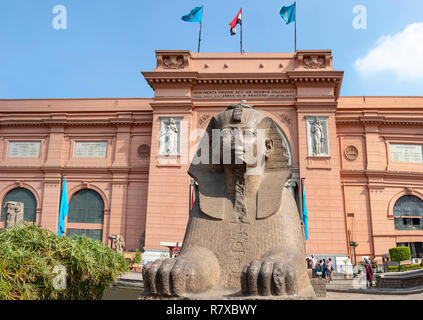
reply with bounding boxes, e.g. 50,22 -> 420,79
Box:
143,101 -> 314,298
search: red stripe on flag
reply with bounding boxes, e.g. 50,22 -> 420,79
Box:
229,8 -> 242,29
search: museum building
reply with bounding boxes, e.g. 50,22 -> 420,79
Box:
1,50 -> 423,265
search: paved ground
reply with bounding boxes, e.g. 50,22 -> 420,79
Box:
109,272 -> 423,300
321,291 -> 423,300
118,271 -> 143,281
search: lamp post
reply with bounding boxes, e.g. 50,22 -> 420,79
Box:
108,234 -> 117,249
349,241 -> 358,266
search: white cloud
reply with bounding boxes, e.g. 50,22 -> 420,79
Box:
355,23 -> 423,80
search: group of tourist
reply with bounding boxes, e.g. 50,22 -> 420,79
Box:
306,255 -> 375,288
307,255 -> 334,282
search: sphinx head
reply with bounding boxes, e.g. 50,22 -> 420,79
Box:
191,102 -> 289,178
212,103 -> 289,175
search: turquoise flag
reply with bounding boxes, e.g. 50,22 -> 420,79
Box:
302,179 -> 309,240
181,7 -> 203,23
57,177 -> 69,237
280,3 -> 296,24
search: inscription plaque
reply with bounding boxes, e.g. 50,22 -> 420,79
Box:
192,89 -> 296,99
390,144 -> 422,163
74,142 -> 108,158
8,142 -> 41,158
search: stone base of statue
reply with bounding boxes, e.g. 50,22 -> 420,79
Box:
139,287 -> 317,300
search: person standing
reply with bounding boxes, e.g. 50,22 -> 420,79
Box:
311,255 -> 317,278
364,259 -> 374,287
327,258 -> 333,282
322,259 -> 328,281
316,260 -> 323,279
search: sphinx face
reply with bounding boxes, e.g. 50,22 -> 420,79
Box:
217,124 -> 273,171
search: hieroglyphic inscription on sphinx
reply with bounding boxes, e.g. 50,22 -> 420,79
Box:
227,223 -> 249,289
143,101 -> 315,298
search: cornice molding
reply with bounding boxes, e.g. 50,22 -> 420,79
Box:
0,119 -> 152,127
336,117 -> 423,126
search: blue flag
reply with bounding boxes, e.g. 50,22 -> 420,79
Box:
182,7 -> 203,23
302,179 -> 309,240
280,3 -> 296,24
57,177 -> 69,237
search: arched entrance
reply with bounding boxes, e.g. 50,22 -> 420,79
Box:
66,189 -> 104,241
394,195 -> 423,258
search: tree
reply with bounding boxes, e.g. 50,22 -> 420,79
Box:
389,247 -> 411,272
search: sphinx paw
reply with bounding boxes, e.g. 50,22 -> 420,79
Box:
142,257 -> 207,297
241,258 -> 299,296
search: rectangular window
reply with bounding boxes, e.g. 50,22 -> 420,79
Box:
390,144 -> 422,163
74,142 -> 107,158
8,142 -> 41,158
394,218 -> 423,230
66,228 -> 103,241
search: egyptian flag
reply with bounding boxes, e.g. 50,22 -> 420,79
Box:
190,183 -> 196,210
229,9 -> 242,36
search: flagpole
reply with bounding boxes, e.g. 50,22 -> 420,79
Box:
198,7 -> 203,53
294,2 -> 297,52
240,8 -> 243,54
301,177 -> 306,239
300,177 -> 304,221
198,21 -> 203,52
57,173 -> 64,234
59,174 -> 64,213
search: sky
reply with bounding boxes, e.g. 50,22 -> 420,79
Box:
0,0 -> 422,99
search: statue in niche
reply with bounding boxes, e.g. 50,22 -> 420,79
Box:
160,118 -> 179,155
3,201 -> 24,229
143,101 -> 314,298
311,117 -> 325,155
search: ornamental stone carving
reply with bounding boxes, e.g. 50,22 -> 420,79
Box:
303,56 -> 325,69
344,145 -> 359,161
3,201 -> 24,229
162,56 -> 185,69
137,144 -> 151,159
198,114 -> 211,127
143,102 -> 314,298
279,113 -> 291,126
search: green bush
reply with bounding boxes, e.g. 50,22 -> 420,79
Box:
0,224 -> 128,300
388,264 -> 422,272
389,247 -> 411,262
133,249 -> 141,264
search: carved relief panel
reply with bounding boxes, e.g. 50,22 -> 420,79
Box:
306,116 -> 329,157
158,117 -> 182,156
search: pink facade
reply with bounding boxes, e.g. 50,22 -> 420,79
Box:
1,50 -> 423,264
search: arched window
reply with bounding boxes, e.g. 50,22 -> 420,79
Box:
66,189 -> 104,241
394,195 -> 423,230
1,188 -> 37,223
